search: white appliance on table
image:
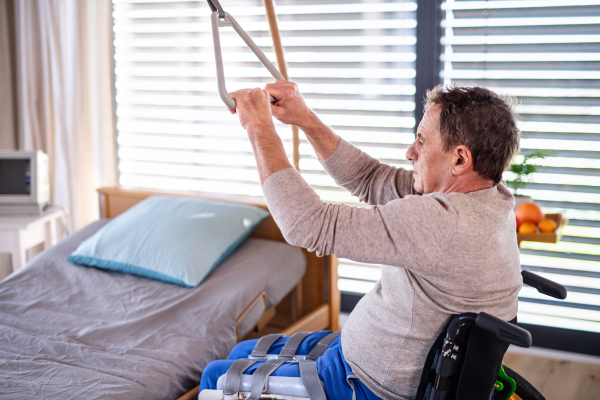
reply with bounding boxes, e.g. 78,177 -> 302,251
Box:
0,150 -> 50,215
0,150 -> 66,274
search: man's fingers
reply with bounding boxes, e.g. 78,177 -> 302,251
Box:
228,89 -> 246,100
266,90 -> 277,103
263,83 -> 279,97
264,80 -> 294,98
228,89 -> 270,111
265,90 -> 279,104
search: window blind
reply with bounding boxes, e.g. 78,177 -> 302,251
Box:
272,0 -> 417,295
113,0 -> 417,296
113,0 -> 292,197
442,0 -> 600,334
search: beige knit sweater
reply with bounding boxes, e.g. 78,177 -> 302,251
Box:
262,138 -> 522,400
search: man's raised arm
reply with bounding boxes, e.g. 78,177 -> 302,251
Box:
226,86 -> 452,269
265,80 -> 418,205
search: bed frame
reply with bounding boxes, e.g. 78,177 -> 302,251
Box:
97,187 -> 340,399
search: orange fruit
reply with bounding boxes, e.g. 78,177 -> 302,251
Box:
515,203 -> 544,225
518,222 -> 537,235
539,218 -> 557,233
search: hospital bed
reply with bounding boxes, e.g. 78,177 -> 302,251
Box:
0,187 -> 340,399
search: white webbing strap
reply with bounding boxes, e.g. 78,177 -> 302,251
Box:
223,333 -> 284,396
279,331 -> 311,359
250,333 -> 285,358
225,331 -> 340,399
306,331 -> 341,360
247,332 -> 310,400
299,360 -> 327,400
223,359 -> 258,396
247,358 -> 288,400
298,331 -> 341,400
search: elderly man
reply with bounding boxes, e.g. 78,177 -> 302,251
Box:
200,83 -> 522,400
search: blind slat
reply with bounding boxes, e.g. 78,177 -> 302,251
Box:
113,0 -> 417,298
443,0 -> 600,334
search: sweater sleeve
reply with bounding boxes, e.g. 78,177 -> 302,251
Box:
262,167 -> 457,273
320,138 -> 418,205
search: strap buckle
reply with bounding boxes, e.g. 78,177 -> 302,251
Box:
248,355 -> 268,360
276,355 -> 297,361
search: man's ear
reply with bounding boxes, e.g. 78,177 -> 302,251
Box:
452,145 -> 473,176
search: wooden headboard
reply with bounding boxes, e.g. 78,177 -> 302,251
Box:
97,187 -> 340,334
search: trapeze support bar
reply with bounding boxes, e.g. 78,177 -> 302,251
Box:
211,11 -> 284,109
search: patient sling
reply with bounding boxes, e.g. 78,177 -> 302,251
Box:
207,331 -> 341,400
207,0 -> 285,109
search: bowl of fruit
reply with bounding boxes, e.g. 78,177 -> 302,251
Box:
515,202 -> 566,245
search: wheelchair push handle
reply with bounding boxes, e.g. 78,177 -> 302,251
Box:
521,270 -> 567,300
475,312 -> 532,348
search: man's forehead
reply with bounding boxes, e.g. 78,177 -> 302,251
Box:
418,105 -> 441,138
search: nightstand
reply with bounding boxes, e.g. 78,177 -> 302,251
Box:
0,207 -> 67,272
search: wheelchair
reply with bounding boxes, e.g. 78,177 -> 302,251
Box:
199,270 -> 567,400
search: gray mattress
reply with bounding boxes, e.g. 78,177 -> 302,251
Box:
0,220 -> 305,399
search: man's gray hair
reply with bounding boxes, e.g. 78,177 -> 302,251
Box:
425,85 -> 520,185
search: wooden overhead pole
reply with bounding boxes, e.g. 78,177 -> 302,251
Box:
262,0 -> 300,172
262,1 -> 339,330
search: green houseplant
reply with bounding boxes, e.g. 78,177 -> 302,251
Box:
506,149 -> 554,196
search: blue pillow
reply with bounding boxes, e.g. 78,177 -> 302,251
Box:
67,196 -> 270,287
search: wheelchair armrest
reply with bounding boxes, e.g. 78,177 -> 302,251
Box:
475,312 -> 532,348
522,270 -> 567,300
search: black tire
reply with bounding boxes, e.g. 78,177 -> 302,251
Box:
502,365 -> 546,400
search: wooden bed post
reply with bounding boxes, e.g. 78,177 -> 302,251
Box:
328,256 -> 340,331
262,0 -> 300,172
262,0 -> 340,333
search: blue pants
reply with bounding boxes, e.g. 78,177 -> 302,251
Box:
200,331 -> 381,400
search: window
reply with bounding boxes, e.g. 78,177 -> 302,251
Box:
273,0 -> 417,295
113,0 -> 416,298
442,0 -> 600,346
113,0 -> 289,197
113,0 -> 600,353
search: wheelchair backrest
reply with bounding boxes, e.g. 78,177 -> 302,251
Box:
415,313 -> 513,400
416,271 -> 566,400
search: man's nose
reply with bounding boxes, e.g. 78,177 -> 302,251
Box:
406,143 -> 416,161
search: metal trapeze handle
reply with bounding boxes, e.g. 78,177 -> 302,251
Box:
206,0 -> 225,18
211,11 -> 285,110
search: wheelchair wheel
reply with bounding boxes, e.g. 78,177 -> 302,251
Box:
502,365 -> 546,400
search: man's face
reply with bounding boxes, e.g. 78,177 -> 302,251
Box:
405,105 -> 453,194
